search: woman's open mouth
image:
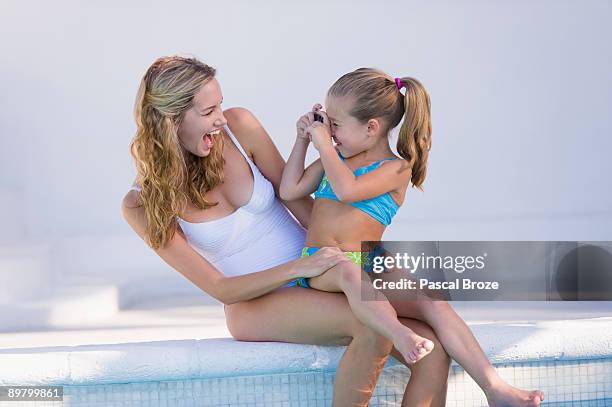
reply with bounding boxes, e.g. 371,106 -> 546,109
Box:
203,129 -> 222,149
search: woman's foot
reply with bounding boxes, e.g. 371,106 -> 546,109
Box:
395,330 -> 435,364
485,381 -> 545,407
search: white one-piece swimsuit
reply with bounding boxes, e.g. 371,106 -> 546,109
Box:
128,125 -> 306,278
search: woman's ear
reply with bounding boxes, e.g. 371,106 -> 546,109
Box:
367,118 -> 381,137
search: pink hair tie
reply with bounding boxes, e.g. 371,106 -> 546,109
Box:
395,77 -> 402,90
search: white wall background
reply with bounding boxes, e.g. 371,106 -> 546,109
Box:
1,1 -> 611,303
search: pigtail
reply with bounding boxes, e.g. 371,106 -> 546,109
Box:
396,77 -> 432,191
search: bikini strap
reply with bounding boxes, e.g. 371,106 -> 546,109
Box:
365,157 -> 399,168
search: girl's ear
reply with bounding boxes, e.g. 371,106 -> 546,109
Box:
367,118 -> 381,137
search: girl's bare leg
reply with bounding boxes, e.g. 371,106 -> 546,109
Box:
224,286 -> 449,407
307,261 -> 435,364
395,318 -> 450,407
390,297 -> 545,407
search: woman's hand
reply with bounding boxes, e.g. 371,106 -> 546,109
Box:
293,247 -> 351,278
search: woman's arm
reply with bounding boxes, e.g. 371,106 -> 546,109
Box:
224,107 -> 314,228
121,195 -> 344,304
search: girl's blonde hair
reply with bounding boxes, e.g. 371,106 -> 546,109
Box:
328,68 -> 432,190
130,56 -> 226,250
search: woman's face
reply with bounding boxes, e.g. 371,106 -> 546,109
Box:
177,78 -> 227,157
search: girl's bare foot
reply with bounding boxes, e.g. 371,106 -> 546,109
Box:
485,381 -> 545,407
395,331 -> 435,364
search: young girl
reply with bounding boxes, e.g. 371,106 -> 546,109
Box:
280,68 -> 544,406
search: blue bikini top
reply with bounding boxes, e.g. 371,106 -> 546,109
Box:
313,152 -> 400,226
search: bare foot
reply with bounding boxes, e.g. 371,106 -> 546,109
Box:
395,331 -> 435,364
485,382 -> 545,407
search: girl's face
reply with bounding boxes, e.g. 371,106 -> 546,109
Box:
325,96 -> 375,158
177,78 -> 227,157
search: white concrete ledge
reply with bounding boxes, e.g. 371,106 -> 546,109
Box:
1,318 -> 611,386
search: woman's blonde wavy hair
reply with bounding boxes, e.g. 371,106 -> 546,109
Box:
328,68 -> 432,190
130,56 -> 226,250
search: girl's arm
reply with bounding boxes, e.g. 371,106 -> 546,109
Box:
310,123 -> 412,203
279,109 -> 325,201
280,137 -> 324,201
224,107 -> 314,228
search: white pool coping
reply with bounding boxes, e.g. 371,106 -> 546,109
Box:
1,317 -> 611,386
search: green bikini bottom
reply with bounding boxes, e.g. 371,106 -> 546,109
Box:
285,246 -> 378,289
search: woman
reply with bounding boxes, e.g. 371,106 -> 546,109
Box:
122,55 -> 451,406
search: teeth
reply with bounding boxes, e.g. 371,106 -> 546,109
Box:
208,129 -> 221,136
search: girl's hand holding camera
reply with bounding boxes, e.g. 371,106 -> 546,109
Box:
296,103 -> 322,141
295,110 -> 313,141
301,104 -> 333,152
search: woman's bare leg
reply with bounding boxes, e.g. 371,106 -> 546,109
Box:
224,286 -> 449,407
307,260 -> 435,364
390,297 -> 545,407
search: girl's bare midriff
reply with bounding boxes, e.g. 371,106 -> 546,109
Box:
304,199 -> 386,251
